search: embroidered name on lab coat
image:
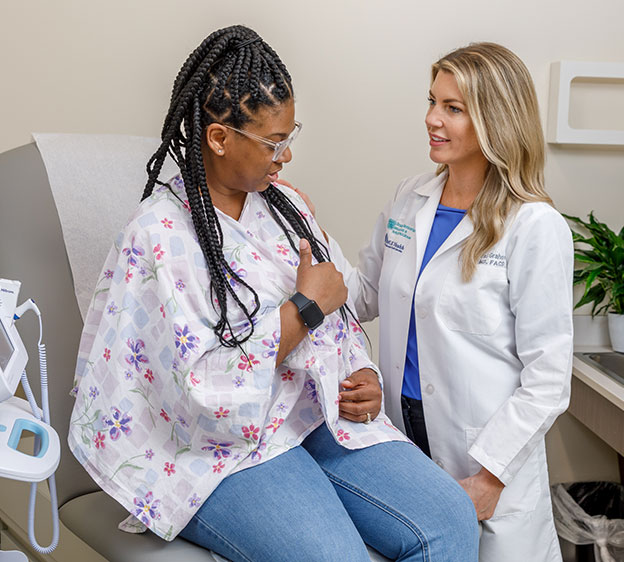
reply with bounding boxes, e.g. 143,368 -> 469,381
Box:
478,252 -> 507,267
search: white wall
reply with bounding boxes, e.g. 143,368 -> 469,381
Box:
1,0 -> 623,482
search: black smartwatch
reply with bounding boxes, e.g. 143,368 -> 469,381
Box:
289,292 -> 325,330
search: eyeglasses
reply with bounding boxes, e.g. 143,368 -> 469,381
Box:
223,121 -> 302,162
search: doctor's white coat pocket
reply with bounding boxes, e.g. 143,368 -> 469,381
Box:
438,267 -> 508,336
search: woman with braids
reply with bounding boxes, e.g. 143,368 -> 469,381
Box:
68,25 -> 478,561
306,43 -> 573,561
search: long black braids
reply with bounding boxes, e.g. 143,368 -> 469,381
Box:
142,25 -> 356,348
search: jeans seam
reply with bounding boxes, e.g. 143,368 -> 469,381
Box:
188,512 -> 253,562
323,470 -> 430,562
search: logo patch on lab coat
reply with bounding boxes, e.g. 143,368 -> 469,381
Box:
385,218 -> 414,253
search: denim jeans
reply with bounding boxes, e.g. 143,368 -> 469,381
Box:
180,423 -> 478,562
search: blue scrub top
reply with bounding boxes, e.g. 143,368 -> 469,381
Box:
402,203 -> 466,400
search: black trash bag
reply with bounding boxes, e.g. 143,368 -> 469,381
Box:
552,482 -> 624,562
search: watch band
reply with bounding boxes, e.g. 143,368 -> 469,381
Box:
289,291 -> 324,330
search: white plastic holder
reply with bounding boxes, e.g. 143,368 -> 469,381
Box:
0,552 -> 28,561
0,396 -> 60,483
547,61 -> 624,146
607,313 -> 624,353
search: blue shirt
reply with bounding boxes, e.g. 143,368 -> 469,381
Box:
402,203 -> 466,400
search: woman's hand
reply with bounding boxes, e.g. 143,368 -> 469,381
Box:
296,239 -> 347,315
338,368 -> 382,423
275,178 -> 316,218
458,467 -> 505,520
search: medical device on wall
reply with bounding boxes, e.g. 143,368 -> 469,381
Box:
0,279 -> 60,560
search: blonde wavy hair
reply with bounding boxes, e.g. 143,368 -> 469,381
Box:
432,42 -> 552,281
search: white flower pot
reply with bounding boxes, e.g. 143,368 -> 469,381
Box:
608,313 -> 624,353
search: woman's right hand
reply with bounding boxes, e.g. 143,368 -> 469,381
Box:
296,239 -> 347,315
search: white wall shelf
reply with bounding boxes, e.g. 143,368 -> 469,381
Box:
547,61 -> 624,146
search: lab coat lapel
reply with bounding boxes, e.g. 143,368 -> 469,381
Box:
413,175 -> 445,275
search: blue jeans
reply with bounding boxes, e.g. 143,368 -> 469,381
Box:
180,424 -> 478,561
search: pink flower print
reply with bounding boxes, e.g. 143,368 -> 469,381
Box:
276,244 -> 289,256
266,417 -> 284,434
144,369 -> 154,383
175,279 -> 185,292
163,462 -> 176,476
161,218 -> 173,229
102,407 -> 132,440
190,371 -> 200,386
337,348 -> 342,356
350,321 -> 362,333
213,461 -> 225,473
251,251 -> 262,261
337,429 -> 350,442
281,370 -> 295,382
94,431 -> 106,449
103,269 -> 114,279
214,406 -> 230,418
173,324 -> 200,360
242,424 -> 260,441
238,353 -> 260,372
124,270 -> 133,283
103,348 -> 111,362
122,244 -> 145,268
133,492 -> 161,527
153,244 -> 165,260
183,200 -> 191,212
160,304 -> 166,318
160,409 -> 171,422
201,438 -> 234,459
188,493 -> 201,508
125,338 -> 149,372
304,356 -> 316,370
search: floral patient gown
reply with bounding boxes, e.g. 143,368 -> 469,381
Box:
68,175 -> 409,540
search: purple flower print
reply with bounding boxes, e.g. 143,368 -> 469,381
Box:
334,319 -> 347,344
188,493 -> 201,508
225,261 -> 247,289
262,331 -> 280,358
106,302 -> 118,315
256,211 -> 265,219
103,269 -> 114,279
125,338 -> 149,372
201,438 -> 234,459
89,386 -> 99,399
176,415 -> 188,428
233,375 -> 245,388
133,491 -> 161,527
304,380 -> 318,403
173,324 -> 200,360
122,244 -> 145,268
251,433 -> 267,463
309,328 -> 325,347
175,279 -> 185,292
145,449 -> 154,460
102,407 -> 132,440
276,402 -> 289,414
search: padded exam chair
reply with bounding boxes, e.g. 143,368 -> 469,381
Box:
0,142 -> 389,562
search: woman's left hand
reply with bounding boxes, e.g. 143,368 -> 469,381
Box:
338,368 -> 382,423
458,467 -> 505,521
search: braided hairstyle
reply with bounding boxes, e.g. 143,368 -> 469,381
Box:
142,25 -> 334,348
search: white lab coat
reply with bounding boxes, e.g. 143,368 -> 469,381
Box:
331,171 -> 573,562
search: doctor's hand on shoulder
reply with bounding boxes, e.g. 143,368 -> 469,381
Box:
458,467 -> 505,521
338,368 -> 382,424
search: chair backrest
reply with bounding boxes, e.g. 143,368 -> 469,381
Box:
0,143 -> 100,506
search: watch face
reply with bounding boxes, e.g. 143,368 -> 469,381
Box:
301,301 -> 324,330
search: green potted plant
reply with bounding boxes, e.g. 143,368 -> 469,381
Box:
564,212 -> 624,353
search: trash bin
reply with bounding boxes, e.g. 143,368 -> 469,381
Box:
552,482 -> 624,562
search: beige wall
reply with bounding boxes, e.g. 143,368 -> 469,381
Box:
1,0 -> 623,482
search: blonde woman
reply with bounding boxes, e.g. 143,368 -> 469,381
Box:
310,43 -> 573,560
